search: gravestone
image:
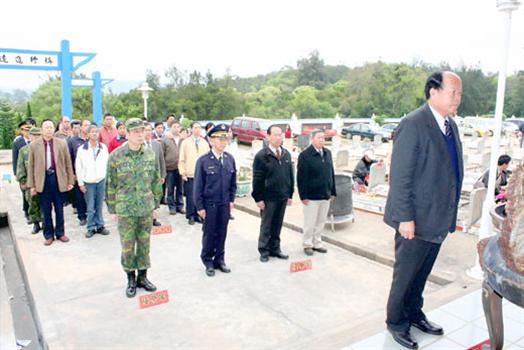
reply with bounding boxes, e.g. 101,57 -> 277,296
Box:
373,134 -> 382,147
335,150 -> 349,169
368,163 -> 386,189
462,187 -> 486,232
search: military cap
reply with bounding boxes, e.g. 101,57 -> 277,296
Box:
18,119 -> 33,129
125,118 -> 145,131
29,127 -> 41,135
207,123 -> 230,138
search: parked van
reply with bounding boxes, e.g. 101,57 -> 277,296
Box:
231,117 -> 272,144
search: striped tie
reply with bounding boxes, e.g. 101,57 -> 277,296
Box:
444,119 -> 452,138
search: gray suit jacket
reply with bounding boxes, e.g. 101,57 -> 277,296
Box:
147,140 -> 166,179
383,104 -> 464,243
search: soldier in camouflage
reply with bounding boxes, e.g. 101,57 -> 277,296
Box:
16,127 -> 42,234
105,118 -> 163,298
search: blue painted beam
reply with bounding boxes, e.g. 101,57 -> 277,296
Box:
92,71 -> 102,125
60,40 -> 73,120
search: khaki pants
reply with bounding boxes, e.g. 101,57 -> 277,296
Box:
302,199 -> 330,248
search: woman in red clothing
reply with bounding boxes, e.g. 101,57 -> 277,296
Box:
284,125 -> 292,139
108,122 -> 128,153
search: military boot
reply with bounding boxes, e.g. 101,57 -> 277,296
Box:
136,270 -> 157,292
126,271 -> 137,298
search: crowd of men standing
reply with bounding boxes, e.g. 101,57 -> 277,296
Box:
10,71 -> 524,349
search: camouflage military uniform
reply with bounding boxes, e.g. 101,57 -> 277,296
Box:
16,145 -> 41,224
105,142 -> 162,272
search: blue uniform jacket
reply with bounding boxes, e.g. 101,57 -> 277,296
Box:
193,150 -> 237,210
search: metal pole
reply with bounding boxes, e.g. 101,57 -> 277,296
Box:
467,9 -> 514,280
60,40 -> 73,120
144,97 -> 148,120
92,71 -> 102,125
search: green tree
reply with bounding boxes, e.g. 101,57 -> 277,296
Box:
0,101 -> 17,149
297,50 -> 327,90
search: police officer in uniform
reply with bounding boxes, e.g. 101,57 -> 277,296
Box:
194,124 -> 237,277
106,118 -> 163,298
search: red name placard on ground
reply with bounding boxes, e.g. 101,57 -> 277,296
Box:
139,290 -> 169,309
151,225 -> 173,235
290,259 -> 312,273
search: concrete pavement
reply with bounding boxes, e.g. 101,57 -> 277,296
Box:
0,157 -> 481,349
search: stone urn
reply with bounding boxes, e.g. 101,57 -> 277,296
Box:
478,164 -> 524,350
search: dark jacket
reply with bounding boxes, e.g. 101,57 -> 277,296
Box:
67,135 -> 87,173
251,146 -> 294,202
193,151 -> 237,210
383,104 -> 464,243
353,157 -> 377,185
297,145 -> 336,201
12,136 -> 29,175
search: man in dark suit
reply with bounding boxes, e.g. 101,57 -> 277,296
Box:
144,122 -> 166,226
252,125 -> 294,262
13,119 -> 35,223
384,71 -> 464,349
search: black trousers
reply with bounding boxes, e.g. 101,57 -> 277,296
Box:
183,178 -> 196,220
73,182 -> 87,221
38,172 -> 66,240
386,232 -> 442,332
258,199 -> 287,257
201,203 -> 230,268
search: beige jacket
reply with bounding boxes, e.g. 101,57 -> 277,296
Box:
178,136 -> 210,178
27,137 -> 75,192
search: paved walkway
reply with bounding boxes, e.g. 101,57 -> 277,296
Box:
0,158 -> 489,349
343,289 -> 524,349
235,193 -> 479,286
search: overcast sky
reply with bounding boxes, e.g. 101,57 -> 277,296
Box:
1,0 -> 523,92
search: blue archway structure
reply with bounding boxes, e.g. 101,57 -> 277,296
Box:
0,39 -> 110,124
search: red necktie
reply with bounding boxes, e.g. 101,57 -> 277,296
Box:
276,148 -> 281,161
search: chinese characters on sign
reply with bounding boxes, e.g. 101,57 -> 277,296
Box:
139,290 -> 170,309
0,53 -> 57,68
290,259 -> 313,273
151,224 -> 173,235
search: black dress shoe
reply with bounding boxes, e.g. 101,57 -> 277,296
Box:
269,252 -> 289,259
205,267 -> 215,277
387,327 -> 418,349
153,219 -> 162,226
411,319 -> 444,336
32,222 -> 41,234
216,264 -> 231,273
312,247 -> 328,253
260,255 -> 269,262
